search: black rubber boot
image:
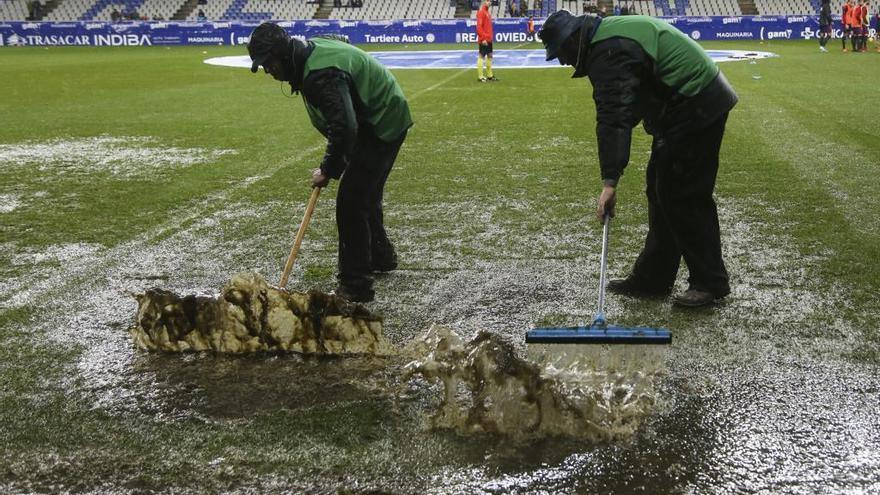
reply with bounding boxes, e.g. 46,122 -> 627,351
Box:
371,247 -> 398,273
335,284 -> 375,303
672,285 -> 728,307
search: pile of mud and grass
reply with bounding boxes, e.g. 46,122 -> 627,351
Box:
129,272 -> 390,355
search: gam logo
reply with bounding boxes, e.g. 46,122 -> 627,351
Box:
787,16 -> 807,23
723,17 -> 742,24
765,29 -> 792,39
403,20 -> 421,27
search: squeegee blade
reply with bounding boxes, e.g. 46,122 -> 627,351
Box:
525,325 -> 671,345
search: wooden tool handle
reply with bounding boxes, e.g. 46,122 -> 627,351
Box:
278,187 -> 321,289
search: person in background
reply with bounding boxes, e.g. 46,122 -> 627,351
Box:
247,23 -> 412,303
196,8 -> 207,20
875,11 -> 880,51
538,11 -> 738,307
28,0 -> 42,20
851,0 -> 863,51
819,0 -> 832,51
859,0 -> 870,51
527,15 -> 536,41
476,0 -> 498,82
842,0 -> 853,52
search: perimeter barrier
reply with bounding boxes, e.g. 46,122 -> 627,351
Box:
0,16 -> 872,47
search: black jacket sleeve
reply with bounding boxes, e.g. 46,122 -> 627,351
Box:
301,68 -> 358,179
585,38 -> 651,183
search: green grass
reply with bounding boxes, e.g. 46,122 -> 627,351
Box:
1,40 -> 879,493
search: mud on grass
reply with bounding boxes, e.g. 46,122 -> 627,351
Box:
1,42 -> 880,493
1,188 -> 871,493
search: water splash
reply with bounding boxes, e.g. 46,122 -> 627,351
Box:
404,325 -> 666,441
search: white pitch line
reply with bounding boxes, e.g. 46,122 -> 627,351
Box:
406,42 -> 531,99
408,67 -> 472,99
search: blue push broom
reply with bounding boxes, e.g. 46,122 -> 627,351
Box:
526,213 -> 672,345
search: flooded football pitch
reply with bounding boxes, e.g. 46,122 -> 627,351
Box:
2,183 -> 879,493
2,46 -> 880,492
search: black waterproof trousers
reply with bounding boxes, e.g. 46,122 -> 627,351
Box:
335,130 -> 406,292
630,113 -> 730,297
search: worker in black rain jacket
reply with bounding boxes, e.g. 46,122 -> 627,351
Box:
539,12 -> 738,307
248,22 -> 412,303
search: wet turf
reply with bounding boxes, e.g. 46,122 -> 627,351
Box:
1,40 -> 879,493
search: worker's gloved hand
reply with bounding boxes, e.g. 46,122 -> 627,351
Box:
311,168 -> 330,188
596,184 -> 616,223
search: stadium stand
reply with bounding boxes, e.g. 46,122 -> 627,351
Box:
508,0 -> 558,17
685,0 -> 741,16
328,0 -> 456,20
468,0 -> 504,18
0,0 -> 834,23
184,0 -> 319,21
553,0 -> 662,17
185,0 -> 235,21
753,0 -> 814,14
654,0 -> 675,15
42,0 -> 185,21
1,0 -> 31,20
627,1 -> 663,16
43,0 -> 133,21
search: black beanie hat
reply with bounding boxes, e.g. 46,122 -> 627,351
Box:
248,22 -> 290,73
